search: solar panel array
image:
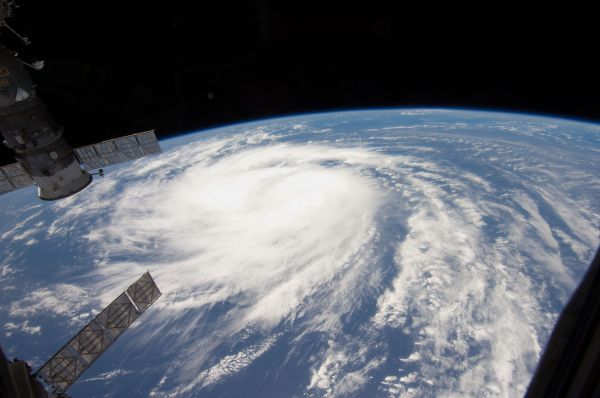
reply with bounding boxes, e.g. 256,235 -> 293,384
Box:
36,272 -> 161,394
0,162 -> 33,194
74,130 -> 162,171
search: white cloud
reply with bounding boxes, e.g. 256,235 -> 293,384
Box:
81,369 -> 131,383
1,210 -> 43,241
4,321 -> 41,336
166,334 -> 280,396
18,122 -> 596,397
47,139 -> 394,394
9,284 -> 89,320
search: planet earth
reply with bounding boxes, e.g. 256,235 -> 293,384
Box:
1,109 -> 599,397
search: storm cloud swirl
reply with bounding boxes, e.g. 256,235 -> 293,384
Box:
6,112 -> 599,397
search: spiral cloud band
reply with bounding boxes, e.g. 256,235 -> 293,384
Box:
2,110 -> 598,397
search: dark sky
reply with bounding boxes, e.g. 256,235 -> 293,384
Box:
1,1 -> 599,164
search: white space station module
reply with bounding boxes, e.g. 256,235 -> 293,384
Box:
0,1 -> 162,200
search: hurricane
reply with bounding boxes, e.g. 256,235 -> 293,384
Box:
1,109 -> 599,397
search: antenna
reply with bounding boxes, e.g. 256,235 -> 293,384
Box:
0,0 -> 30,44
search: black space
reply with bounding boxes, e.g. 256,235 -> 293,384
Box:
1,1 -> 599,165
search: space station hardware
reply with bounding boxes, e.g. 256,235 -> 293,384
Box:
0,0 -> 17,28
33,272 -> 161,396
0,0 -> 30,44
0,3 -> 162,200
0,272 -> 161,397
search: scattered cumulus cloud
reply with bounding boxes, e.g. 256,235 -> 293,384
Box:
4,321 -> 41,336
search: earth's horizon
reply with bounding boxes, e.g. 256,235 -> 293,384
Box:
1,108 -> 599,397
